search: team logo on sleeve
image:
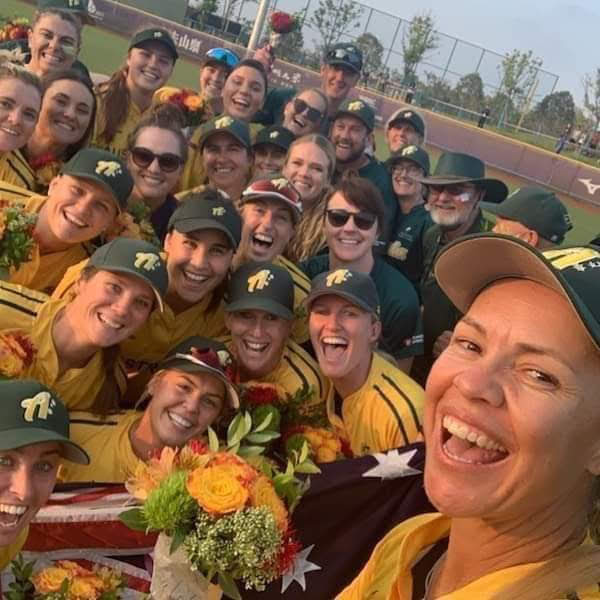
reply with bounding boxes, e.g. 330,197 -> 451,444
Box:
95,160 -> 122,177
134,252 -> 161,271
347,101 -> 364,112
21,391 -> 55,422
543,248 -> 600,272
215,116 -> 234,129
212,206 -> 226,216
326,269 -> 352,287
388,241 -> 408,261
247,269 -> 274,292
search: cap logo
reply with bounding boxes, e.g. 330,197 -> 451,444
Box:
326,269 -> 352,287
401,145 -> 418,157
68,0 -> 81,6
215,116 -> 234,129
212,206 -> 226,216
334,49 -> 347,58
404,111 -> 413,118
153,31 -> 163,38
347,101 -> 364,112
544,248 -> 600,272
247,269 -> 274,292
21,391 -> 56,423
134,252 -> 161,271
217,349 -> 232,368
269,131 -> 279,139
95,160 -> 122,178
271,177 -> 288,190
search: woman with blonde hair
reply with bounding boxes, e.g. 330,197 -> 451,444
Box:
283,133 -> 335,263
340,235 -> 600,600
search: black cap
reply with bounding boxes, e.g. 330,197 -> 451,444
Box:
386,109 -> 426,137
226,261 -> 294,320
334,98 -> 375,132
198,115 -> 251,150
253,125 -> 295,152
387,145 -> 430,176
324,43 -> 363,74
129,28 -> 178,61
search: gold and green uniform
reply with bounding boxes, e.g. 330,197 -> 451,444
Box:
274,255 -> 310,345
178,125 -> 207,192
92,93 -> 152,157
0,525 -> 29,570
0,149 -> 36,191
0,295 -> 126,410
0,180 -> 36,202
222,335 -> 328,404
52,257 -> 228,365
60,411 -> 142,483
326,353 -> 424,456
338,513 -> 600,600
9,195 -> 90,293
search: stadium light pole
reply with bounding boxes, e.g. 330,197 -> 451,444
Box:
247,0 -> 271,55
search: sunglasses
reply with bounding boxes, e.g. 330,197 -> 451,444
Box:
428,183 -> 477,200
206,47 -> 240,68
130,147 -> 183,173
292,98 -> 323,123
326,209 -> 377,231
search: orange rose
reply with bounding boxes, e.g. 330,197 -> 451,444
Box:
209,452 -> 257,485
183,94 -> 204,111
187,465 -> 249,515
69,577 -> 104,600
248,474 -> 288,531
32,567 -> 71,593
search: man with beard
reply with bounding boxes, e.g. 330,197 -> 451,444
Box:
385,109 -> 426,154
412,152 -> 507,384
329,98 -> 397,243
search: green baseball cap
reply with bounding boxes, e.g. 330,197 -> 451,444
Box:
253,125 -> 295,152
60,148 -> 133,210
420,151 -> 508,204
226,261 -> 294,320
169,189 -> 242,248
386,145 -> 431,176
0,379 -> 89,464
161,336 -> 239,409
483,186 -> 572,244
386,109 -> 426,137
324,43 -> 363,74
306,269 -> 380,317
37,0 -> 97,24
434,233 -> 600,351
198,115 -> 251,150
334,98 -> 375,132
89,237 -> 168,312
129,28 -> 178,61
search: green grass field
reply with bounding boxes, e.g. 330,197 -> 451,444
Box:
2,0 -> 599,244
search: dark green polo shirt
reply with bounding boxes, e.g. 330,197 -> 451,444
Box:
301,254 -> 423,360
386,203 -> 433,285
253,87 -> 296,126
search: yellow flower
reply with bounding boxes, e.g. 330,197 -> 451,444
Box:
32,567 -> 71,593
183,94 -> 204,111
316,447 -> 338,463
126,446 -> 178,500
68,577 -> 104,600
249,474 -> 288,531
187,465 -> 249,515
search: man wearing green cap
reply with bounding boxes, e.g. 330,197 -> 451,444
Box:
0,237 -> 168,411
8,147 -> 133,293
413,151 -> 508,384
0,379 -> 88,569
222,261 -> 326,406
386,145 -> 433,284
59,337 -> 238,483
53,189 -> 241,372
178,114 -> 253,197
330,98 -> 397,242
252,125 -> 295,178
485,186 -> 572,248
385,109 -> 426,154
307,269 -> 424,456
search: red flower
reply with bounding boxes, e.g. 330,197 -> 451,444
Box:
276,526 -> 301,574
245,385 -> 281,406
29,152 -> 58,170
270,11 -> 297,34
340,437 -> 354,459
187,439 -> 209,455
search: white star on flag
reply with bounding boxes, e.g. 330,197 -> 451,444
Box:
362,448 -> 421,480
281,544 -> 321,592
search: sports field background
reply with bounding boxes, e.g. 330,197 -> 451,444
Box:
3,0 -> 600,244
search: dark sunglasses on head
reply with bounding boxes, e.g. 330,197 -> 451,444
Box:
326,46 -> 362,70
206,47 -> 240,68
130,147 -> 183,173
326,208 -> 377,231
292,98 -> 323,123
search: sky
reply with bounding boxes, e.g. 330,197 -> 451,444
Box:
359,0 -> 600,106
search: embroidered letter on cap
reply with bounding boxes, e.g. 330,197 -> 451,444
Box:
247,269 -> 274,292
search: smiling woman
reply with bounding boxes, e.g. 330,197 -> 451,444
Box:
339,235 -> 600,600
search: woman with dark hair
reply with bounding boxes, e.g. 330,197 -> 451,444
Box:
301,176 -> 422,372
10,69 -> 96,192
91,28 -> 177,156
124,105 -> 188,241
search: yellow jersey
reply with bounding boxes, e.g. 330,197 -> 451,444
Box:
338,513 -> 600,600
0,180 -> 36,202
60,411 -> 143,483
178,124 -> 207,192
0,149 -> 36,191
9,195 -> 90,293
0,525 -> 29,570
326,352 -> 424,456
0,295 -> 126,410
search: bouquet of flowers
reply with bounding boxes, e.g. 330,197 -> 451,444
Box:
29,152 -> 62,188
164,88 -> 208,129
6,555 -> 125,600
120,417 -> 318,599
0,17 -> 30,42
285,425 -> 353,463
0,331 -> 36,377
105,202 -> 159,247
0,201 -> 37,279
268,11 -> 299,48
